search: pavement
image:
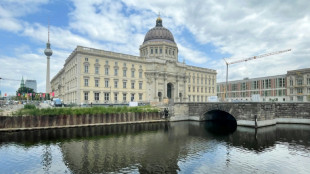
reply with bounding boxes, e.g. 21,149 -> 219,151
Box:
0,102 -> 52,116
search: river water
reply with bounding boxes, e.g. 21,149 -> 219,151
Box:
0,122 -> 310,174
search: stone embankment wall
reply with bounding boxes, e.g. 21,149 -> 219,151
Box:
171,102 -> 310,127
0,112 -> 162,132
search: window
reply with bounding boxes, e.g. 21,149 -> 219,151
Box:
105,79 -> 109,88
139,82 -> 142,89
123,81 -> 127,88
232,84 -> 238,91
84,92 -> 88,100
188,95 -> 191,102
160,48 -> 162,54
94,93 -> 99,101
197,87 -> 199,92
297,96 -> 303,102
242,82 -> 247,90
201,78 -> 203,84
188,87 -> 190,92
115,62 -> 118,66
139,93 -> 142,100
114,93 -> 118,101
123,93 -> 127,101
201,96 -> 203,102
297,79 -> 303,85
123,63 -> 126,67
193,95 -> 195,102
114,69 -> 118,76
172,50 -> 174,55
307,87 -> 310,94
197,77 -> 199,84
193,76 -> 195,83
96,59 -> 99,63
123,70 -> 127,77
212,87 -> 214,93
290,88 -> 293,94
139,71 -> 142,78
201,87 -> 203,92
85,58 -> 88,61
212,79 -> 214,85
155,48 -> 158,54
84,79 -> 88,86
277,78 -> 285,88
290,79 -> 293,86
209,87 -> 211,93
131,93 -> 135,101
297,88 -> 303,94
151,49 -> 153,54
165,49 -> 167,54
95,79 -> 99,87
193,87 -> 195,92
131,82 -> 135,89
114,81 -> 118,88
105,60 -> 109,65
131,70 -> 135,78
95,67 -> 99,74
252,81 -> 259,90
105,68 -> 109,75
197,96 -> 199,102
307,78 -> 310,85
104,93 -> 109,101
84,65 -> 88,73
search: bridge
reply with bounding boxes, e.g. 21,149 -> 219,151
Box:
171,102 -> 310,127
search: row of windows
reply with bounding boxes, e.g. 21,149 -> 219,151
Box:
218,78 -> 287,92
225,90 -> 287,97
188,76 -> 215,85
84,92 -> 143,101
141,47 -> 176,56
188,86 -> 215,93
84,79 -> 143,89
289,78 -> 310,86
84,65 -> 143,78
85,58 -> 142,68
188,95 -> 209,102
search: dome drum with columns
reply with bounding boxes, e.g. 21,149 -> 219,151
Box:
51,16 -> 216,105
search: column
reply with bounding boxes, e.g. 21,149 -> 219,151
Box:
176,76 -> 180,102
154,73 -> 158,99
183,76 -> 188,102
164,74 -> 167,99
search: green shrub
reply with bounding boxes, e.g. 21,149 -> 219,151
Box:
24,104 -> 36,109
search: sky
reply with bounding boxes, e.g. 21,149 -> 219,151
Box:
0,0 -> 309,95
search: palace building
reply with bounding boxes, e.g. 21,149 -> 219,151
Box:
51,17 -> 217,105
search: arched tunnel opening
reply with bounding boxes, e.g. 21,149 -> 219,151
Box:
203,110 -> 237,135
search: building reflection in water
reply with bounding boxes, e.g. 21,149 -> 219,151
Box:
1,122 -> 310,173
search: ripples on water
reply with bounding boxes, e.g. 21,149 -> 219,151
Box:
0,122 -> 310,173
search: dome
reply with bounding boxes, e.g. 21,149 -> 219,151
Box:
143,17 -> 175,44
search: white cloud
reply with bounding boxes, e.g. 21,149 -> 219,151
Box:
1,0 -> 310,95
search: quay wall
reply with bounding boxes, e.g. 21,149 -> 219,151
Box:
0,112 -> 162,132
171,102 -> 310,128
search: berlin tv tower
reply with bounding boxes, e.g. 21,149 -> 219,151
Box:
44,20 -> 52,93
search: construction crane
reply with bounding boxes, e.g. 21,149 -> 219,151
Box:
0,77 -> 20,81
223,49 -> 292,101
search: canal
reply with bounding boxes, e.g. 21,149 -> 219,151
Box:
0,122 -> 310,173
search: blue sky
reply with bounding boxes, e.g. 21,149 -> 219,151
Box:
1,0 -> 309,95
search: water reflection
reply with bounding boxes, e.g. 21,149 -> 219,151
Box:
0,122 -> 310,173
203,121 -> 237,135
